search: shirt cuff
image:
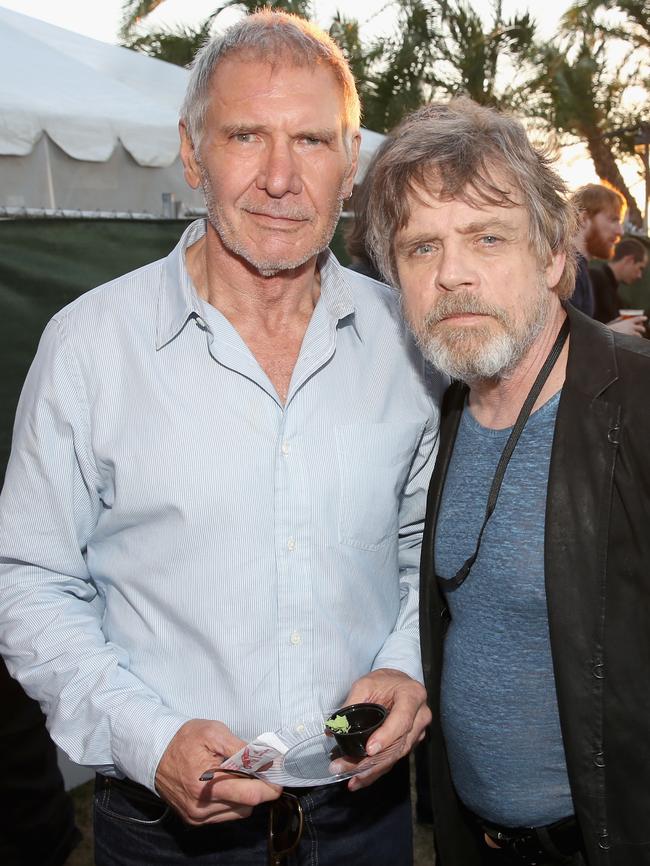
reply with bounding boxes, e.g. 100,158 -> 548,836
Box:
111,695 -> 192,793
372,634 -> 424,684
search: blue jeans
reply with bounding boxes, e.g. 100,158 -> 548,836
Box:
94,759 -> 412,866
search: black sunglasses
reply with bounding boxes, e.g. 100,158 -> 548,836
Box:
268,791 -> 304,865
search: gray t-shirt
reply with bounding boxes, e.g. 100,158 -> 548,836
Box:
436,390 -> 574,826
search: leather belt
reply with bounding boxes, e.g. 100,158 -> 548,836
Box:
472,812 -> 583,864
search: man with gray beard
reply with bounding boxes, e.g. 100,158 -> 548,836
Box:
365,97 -> 650,866
0,11 -> 442,866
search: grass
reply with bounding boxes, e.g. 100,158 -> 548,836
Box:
66,782 -> 94,866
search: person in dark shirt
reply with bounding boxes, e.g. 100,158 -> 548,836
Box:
591,237 -> 648,329
569,184 -> 646,335
570,184 -> 624,318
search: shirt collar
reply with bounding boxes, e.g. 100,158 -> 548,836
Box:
156,220 -> 359,349
156,219 -> 207,350
316,248 -> 360,340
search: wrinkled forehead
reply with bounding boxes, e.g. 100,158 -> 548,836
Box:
209,47 -> 348,115
398,168 -> 528,239
410,161 -> 526,213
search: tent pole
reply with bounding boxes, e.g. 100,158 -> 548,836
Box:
43,136 -> 56,209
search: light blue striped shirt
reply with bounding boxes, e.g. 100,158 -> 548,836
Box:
0,220 -> 442,792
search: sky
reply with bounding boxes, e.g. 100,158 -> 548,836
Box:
0,0 -> 575,44
0,0 -> 645,209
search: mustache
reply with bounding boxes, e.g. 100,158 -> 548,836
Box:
241,202 -> 314,221
422,291 -> 510,328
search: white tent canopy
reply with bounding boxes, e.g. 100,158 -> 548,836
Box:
0,6 -> 384,216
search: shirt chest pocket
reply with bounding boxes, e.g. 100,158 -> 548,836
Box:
335,421 -> 425,551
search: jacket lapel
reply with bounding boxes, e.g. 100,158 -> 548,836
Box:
545,306 -> 620,844
420,380 -> 467,685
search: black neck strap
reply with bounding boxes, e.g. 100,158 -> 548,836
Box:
438,317 -> 570,594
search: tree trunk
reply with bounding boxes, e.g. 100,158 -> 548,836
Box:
584,131 -> 643,227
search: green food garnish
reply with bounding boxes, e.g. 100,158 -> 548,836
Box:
325,714 -> 351,734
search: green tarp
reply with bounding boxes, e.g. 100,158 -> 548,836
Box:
0,217 -> 350,482
2,217 -> 648,485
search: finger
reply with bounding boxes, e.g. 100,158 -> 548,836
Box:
369,701 -> 431,757
338,682 -> 372,707
364,696 -> 422,753
183,802 -> 255,826
199,776 -> 283,808
347,760 -> 395,791
328,754 -> 364,775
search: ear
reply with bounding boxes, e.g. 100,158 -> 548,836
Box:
545,250 -> 566,290
179,121 -> 202,190
341,132 -> 361,200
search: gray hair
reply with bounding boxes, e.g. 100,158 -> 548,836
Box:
366,97 -> 577,300
181,10 -> 361,152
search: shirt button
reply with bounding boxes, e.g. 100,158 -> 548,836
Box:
296,724 -> 306,734
287,537 -> 296,551
290,631 -> 301,645
281,441 -> 290,455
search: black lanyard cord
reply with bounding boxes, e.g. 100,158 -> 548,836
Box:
438,317 -> 570,594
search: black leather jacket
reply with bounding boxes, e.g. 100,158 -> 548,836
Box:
420,305 -> 650,866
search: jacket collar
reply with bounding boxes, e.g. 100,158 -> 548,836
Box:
564,303 -> 618,400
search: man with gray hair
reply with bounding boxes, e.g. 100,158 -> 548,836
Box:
366,97 -> 650,865
0,11 -> 441,865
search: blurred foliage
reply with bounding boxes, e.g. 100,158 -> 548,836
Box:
120,0 -> 649,224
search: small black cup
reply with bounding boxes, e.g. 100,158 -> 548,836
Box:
325,703 -> 387,758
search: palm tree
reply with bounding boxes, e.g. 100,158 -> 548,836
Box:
531,8 -> 645,226
424,0 -> 537,111
537,40 -> 642,226
331,0 -> 540,134
120,0 -> 313,64
120,0 -> 166,41
124,21 -> 215,67
358,0 -> 434,133
563,0 -> 650,49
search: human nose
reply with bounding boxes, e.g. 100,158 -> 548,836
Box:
435,243 -> 476,292
257,139 -> 302,198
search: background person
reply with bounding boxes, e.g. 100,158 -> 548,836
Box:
591,236 -> 648,328
366,96 -> 650,866
571,182 -> 646,336
0,12 -> 442,866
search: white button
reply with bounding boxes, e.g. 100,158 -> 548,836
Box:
281,441 -> 290,455
287,537 -> 296,551
296,724 -> 306,734
290,631 -> 301,645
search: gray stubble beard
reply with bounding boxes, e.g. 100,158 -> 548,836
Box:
408,280 -> 553,383
197,158 -> 346,277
